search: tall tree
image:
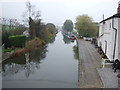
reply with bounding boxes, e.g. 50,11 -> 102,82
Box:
29,17 -> 44,39
22,1 -> 41,26
46,23 -> 56,34
75,14 -> 98,37
23,1 -> 42,39
63,19 -> 73,33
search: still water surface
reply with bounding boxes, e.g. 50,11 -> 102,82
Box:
2,32 -> 78,88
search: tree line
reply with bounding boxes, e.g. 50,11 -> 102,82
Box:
63,14 -> 99,37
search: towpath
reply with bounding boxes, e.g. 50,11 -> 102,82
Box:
77,39 -> 103,88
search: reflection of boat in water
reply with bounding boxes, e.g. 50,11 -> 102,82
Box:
70,35 -> 76,40
71,40 -> 75,43
69,35 -> 76,43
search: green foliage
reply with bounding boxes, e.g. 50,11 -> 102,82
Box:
4,48 -> 13,52
45,34 -> 56,43
63,19 -> 73,32
9,35 -> 26,47
75,14 -> 98,37
2,25 -> 26,48
46,23 -> 56,34
2,31 -> 11,48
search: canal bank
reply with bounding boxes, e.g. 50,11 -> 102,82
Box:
77,39 -> 103,88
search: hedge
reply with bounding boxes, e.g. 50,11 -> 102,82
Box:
9,35 -> 26,47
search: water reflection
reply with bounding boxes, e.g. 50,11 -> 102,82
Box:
62,31 -> 79,60
62,32 -> 73,44
73,45 -> 79,60
29,46 -> 48,62
63,35 -> 71,44
2,32 -> 78,88
2,46 -> 48,78
48,37 -> 56,44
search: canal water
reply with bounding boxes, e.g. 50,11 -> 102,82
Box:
2,31 -> 78,88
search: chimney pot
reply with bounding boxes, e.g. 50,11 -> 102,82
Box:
117,1 -> 120,13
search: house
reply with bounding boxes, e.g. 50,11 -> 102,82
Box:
98,2 -> 120,61
23,29 -> 29,37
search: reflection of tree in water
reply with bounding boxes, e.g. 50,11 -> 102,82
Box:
25,53 -> 38,78
2,55 -> 26,76
29,46 -> 47,62
62,34 -> 71,44
25,46 -> 48,78
2,46 -> 48,78
48,36 -> 56,44
73,45 -> 79,60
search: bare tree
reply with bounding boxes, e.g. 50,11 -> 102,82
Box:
22,1 -> 41,26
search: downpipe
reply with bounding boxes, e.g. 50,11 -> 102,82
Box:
112,18 -> 117,61
105,40 -> 107,55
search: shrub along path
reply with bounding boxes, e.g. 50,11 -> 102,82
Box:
77,39 -> 103,88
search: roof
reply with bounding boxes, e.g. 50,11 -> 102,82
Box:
100,13 -> 120,23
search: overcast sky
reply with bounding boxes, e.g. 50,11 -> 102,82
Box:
0,0 -> 120,26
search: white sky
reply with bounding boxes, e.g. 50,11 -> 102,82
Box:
0,0 -> 120,26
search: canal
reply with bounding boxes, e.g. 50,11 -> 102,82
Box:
2,31 -> 78,88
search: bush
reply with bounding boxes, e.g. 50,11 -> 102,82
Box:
4,48 -> 13,52
2,30 -> 11,48
9,35 -> 26,47
2,24 -> 26,48
11,48 -> 28,58
25,37 -> 45,51
73,45 -> 79,60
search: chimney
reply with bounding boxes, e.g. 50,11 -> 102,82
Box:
117,1 -> 120,13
